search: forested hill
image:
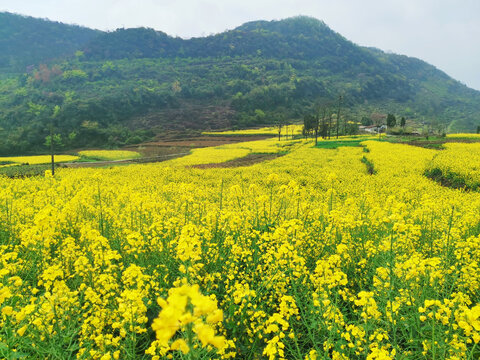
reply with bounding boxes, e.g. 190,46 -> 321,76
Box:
83,17 -> 372,64
0,12 -> 100,72
0,14 -> 479,155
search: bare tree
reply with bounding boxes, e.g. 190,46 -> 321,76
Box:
313,98 -> 331,140
276,114 -> 286,141
328,112 -> 333,139
371,112 -> 387,139
336,95 -> 343,139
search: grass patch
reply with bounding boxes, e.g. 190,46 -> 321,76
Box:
420,143 -> 445,149
0,154 -> 79,165
0,164 -> 52,178
361,156 -> 376,175
424,167 -> 479,190
77,150 -> 141,161
385,136 -> 448,149
191,152 -> 286,169
388,135 -> 446,143
0,161 -> 15,166
315,139 -> 365,149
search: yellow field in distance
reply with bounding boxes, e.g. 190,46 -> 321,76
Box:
78,150 -> 141,161
203,124 -> 304,136
168,138 -> 301,166
446,133 -> 480,139
0,155 -> 79,167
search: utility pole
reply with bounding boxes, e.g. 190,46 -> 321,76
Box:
49,106 -> 61,176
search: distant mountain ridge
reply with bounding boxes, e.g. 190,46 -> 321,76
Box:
82,17 -> 374,65
0,12 -> 100,71
0,12 -> 479,155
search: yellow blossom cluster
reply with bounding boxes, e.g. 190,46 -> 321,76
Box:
147,282 -> 230,358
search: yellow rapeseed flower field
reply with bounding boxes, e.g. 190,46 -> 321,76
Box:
447,133 -> 480,139
169,138 -> 299,166
203,124 -> 304,136
78,150 -> 141,161
426,142 -> 480,190
1,137 -> 480,359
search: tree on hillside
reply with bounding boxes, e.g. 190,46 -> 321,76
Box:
361,116 -> 373,126
386,113 -> 396,128
400,116 -> 406,127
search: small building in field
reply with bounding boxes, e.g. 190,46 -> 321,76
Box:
360,125 -> 386,133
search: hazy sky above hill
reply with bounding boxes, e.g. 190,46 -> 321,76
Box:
1,0 -> 479,90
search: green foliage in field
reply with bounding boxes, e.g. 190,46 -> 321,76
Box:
78,150 -> 141,161
314,139 -> 367,149
0,164 -> 51,178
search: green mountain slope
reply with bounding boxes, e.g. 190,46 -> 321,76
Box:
0,14 -> 479,155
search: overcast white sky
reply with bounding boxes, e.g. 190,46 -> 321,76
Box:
1,0 -> 479,90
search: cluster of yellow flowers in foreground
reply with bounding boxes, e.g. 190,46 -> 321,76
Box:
148,282 -> 231,358
0,154 -> 79,167
1,137 -> 480,359
78,150 -> 141,161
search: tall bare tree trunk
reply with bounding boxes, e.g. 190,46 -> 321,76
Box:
336,95 -> 343,139
50,124 -> 55,176
328,113 -> 332,140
